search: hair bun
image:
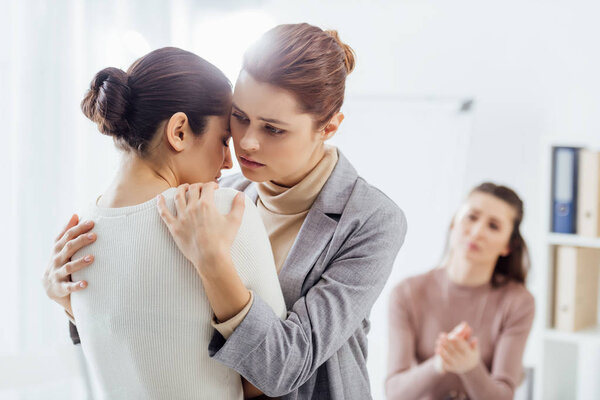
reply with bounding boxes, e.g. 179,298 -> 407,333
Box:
325,29 -> 356,74
81,67 -> 132,138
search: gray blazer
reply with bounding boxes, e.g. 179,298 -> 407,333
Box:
210,150 -> 407,399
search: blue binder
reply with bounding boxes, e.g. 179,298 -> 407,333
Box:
552,147 -> 579,234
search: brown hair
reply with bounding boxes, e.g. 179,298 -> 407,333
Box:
464,182 -> 530,287
81,47 -> 232,156
242,23 -> 356,128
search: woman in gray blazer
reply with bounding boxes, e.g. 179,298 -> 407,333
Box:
45,23 -> 407,400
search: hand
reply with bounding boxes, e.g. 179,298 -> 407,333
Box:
42,214 -> 96,316
433,322 -> 473,373
435,332 -> 480,374
448,321 -> 472,340
157,182 -> 245,276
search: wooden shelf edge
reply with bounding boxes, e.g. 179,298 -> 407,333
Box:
547,233 -> 600,248
543,327 -> 600,344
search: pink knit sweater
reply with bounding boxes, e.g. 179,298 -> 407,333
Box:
386,267 -> 535,400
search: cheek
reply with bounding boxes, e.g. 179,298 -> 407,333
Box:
494,232 -> 512,251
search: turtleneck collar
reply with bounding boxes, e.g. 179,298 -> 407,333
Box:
257,146 -> 339,215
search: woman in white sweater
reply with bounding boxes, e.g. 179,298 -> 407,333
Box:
51,47 -> 286,399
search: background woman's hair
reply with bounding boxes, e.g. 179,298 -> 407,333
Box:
242,23 -> 356,128
473,182 -> 529,286
441,182 -> 530,287
81,47 -> 232,156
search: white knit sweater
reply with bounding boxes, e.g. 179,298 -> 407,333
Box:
71,187 -> 286,400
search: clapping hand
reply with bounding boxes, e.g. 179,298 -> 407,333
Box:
434,322 -> 480,374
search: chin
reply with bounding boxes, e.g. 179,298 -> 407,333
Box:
240,167 -> 270,183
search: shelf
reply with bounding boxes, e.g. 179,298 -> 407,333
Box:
543,326 -> 600,344
547,233 -> 600,248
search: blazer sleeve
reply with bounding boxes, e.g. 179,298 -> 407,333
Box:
69,321 -> 80,345
208,201 -> 407,397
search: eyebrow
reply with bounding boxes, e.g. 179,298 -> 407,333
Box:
232,103 -> 289,126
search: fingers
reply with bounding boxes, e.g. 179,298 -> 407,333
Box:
55,214 -> 79,242
174,184 -> 189,216
469,337 -> 479,350
451,337 -> 470,355
58,230 -> 97,265
62,280 -> 88,295
187,183 -> 202,203
440,336 -> 460,358
462,324 -> 472,340
439,346 -> 454,367
59,255 -> 94,279
199,181 -> 218,206
157,194 -> 176,226
228,192 -> 246,224
55,219 -> 95,254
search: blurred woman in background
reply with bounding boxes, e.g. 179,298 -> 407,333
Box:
386,182 -> 534,400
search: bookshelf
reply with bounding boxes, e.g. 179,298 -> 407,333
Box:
535,141 -> 600,400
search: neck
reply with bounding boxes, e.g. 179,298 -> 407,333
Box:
272,144 -> 326,188
98,152 -> 179,208
445,251 -> 495,287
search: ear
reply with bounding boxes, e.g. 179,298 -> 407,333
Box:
321,112 -> 344,140
165,112 -> 191,152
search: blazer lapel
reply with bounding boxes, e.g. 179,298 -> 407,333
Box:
278,209 -> 338,308
277,150 -> 359,307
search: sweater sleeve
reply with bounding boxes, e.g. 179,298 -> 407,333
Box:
385,282 -> 444,399
459,288 -> 535,400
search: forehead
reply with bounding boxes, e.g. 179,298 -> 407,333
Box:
465,192 -> 516,223
232,70 -> 307,120
205,114 -> 230,130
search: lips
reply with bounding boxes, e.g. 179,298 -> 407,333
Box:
467,242 -> 480,251
239,155 -> 265,168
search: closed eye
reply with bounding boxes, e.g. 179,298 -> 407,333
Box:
232,112 -> 249,123
265,124 -> 285,135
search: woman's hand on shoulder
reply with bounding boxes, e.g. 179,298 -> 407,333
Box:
157,182 -> 245,276
42,214 -> 96,316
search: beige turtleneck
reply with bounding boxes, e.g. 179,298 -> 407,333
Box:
257,146 -> 338,273
213,146 -> 339,338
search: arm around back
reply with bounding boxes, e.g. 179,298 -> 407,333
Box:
209,196 -> 407,397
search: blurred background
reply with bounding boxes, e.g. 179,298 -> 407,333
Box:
2,0 -> 600,399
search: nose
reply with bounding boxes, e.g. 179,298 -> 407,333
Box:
239,127 -> 260,152
470,221 -> 486,239
221,146 -> 233,170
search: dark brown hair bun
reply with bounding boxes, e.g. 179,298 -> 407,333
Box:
81,67 -> 131,139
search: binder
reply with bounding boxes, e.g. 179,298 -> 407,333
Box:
552,147 -> 579,234
554,246 -> 600,332
577,150 -> 600,237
